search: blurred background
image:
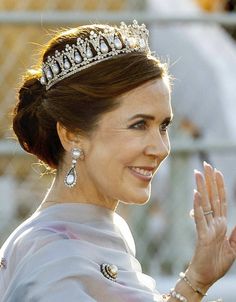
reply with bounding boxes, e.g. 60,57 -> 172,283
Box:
0,0 -> 236,300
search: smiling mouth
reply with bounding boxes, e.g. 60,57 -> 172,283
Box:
128,166 -> 154,181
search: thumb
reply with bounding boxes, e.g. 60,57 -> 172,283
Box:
229,226 -> 236,253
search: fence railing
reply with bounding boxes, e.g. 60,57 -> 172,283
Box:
2,138 -> 236,154
0,11 -> 236,26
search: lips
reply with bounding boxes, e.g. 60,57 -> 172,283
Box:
128,166 -> 155,181
130,167 -> 153,177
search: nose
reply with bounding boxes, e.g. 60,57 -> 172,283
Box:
143,130 -> 170,161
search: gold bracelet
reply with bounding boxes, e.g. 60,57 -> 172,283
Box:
179,272 -> 207,297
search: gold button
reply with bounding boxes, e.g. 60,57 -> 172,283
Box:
100,263 -> 118,281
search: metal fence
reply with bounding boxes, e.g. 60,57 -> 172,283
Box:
1,2 -> 236,301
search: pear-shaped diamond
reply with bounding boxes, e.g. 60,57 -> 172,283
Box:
74,50 -> 82,63
86,46 -> 93,58
65,167 -> 77,187
40,75 -> 46,85
114,37 -> 122,50
52,62 -> 60,74
63,57 -> 71,70
46,68 -> 53,80
100,41 -> 109,54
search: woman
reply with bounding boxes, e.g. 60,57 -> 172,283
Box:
0,20 -> 235,302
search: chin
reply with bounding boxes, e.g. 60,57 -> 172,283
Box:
120,191 -> 151,205
117,182 -> 152,205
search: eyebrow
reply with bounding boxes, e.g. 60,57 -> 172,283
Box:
128,113 -> 174,123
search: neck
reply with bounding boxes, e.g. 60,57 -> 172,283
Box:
39,176 -> 118,212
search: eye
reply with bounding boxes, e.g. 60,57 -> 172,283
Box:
160,120 -> 172,132
129,120 -> 148,130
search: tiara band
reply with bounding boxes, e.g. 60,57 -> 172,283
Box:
40,20 -> 150,90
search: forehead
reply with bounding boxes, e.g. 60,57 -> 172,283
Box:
117,78 -> 172,117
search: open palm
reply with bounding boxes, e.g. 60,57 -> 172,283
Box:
187,162 -> 236,289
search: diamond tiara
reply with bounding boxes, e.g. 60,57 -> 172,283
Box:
40,20 -> 150,90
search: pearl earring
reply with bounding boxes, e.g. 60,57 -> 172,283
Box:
64,148 -> 83,188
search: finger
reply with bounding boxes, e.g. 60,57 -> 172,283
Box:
193,189 -> 208,239
194,169 -> 213,224
215,169 -> 227,217
203,162 -> 220,217
229,226 -> 236,257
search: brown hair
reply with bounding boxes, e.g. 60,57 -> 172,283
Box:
13,24 -> 169,169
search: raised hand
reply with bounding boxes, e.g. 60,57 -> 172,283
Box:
186,162 -> 236,291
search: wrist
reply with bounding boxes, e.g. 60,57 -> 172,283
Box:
179,271 -> 208,297
171,278 -> 203,302
185,267 -> 213,293
165,270 -> 222,302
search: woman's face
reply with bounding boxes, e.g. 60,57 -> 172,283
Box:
80,78 -> 173,207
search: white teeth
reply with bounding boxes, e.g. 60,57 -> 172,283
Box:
131,167 -> 152,177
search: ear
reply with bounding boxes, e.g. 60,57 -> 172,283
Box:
56,122 -> 80,152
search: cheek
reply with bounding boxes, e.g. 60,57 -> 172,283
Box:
115,147 -> 143,170
105,134 -> 143,164
86,130 -> 144,176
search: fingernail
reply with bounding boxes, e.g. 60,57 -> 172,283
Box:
203,161 -> 210,167
194,169 -> 202,178
194,189 -> 201,198
204,161 -> 213,171
215,169 -> 223,177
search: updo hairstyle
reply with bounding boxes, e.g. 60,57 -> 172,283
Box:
12,24 -> 168,169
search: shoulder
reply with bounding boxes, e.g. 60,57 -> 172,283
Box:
0,211 -> 78,279
0,211 -> 54,256
0,215 -> 104,302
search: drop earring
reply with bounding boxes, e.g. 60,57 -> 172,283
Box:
64,147 -> 83,188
